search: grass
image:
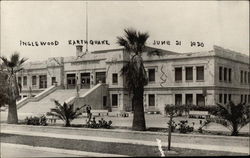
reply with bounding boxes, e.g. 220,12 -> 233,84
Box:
0,133 -> 246,157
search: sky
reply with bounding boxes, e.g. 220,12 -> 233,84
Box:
1,1 -> 249,61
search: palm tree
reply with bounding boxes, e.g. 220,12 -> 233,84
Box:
0,53 -> 27,124
117,28 -> 149,131
210,102 -> 250,136
47,100 -> 85,127
0,72 -> 9,107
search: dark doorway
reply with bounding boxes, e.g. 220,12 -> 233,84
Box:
186,94 -> 193,105
39,75 -> 47,89
67,73 -> 76,89
175,94 -> 182,105
196,94 -> 205,106
80,73 -> 90,88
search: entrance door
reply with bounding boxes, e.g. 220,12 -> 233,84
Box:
80,73 -> 90,88
67,73 -> 76,89
39,75 -> 47,89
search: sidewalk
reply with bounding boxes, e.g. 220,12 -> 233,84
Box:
1,126 -> 249,154
1,143 -> 127,157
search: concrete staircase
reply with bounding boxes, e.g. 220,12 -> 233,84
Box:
18,89 -> 89,115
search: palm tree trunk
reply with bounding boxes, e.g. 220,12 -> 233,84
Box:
231,123 -> 239,136
65,119 -> 71,127
7,99 -> 18,124
167,115 -> 173,151
132,85 -> 146,131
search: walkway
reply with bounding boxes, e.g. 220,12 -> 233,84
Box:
1,124 -> 249,154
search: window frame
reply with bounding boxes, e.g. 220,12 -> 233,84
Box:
219,66 -> 223,81
185,67 -> 193,81
23,76 -> 27,86
148,94 -> 155,107
196,66 -> 204,81
111,94 -> 118,107
175,67 -> 182,82
112,73 -> 118,84
148,68 -> 156,83
32,76 -> 37,86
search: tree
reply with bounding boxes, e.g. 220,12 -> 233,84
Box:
164,104 -> 185,151
0,71 -> 9,107
0,53 -> 27,123
209,102 -> 250,136
117,28 -> 149,131
47,100 -> 85,127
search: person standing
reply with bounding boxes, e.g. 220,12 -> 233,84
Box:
86,105 -> 92,123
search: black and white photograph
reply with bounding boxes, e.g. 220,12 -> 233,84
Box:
0,0 -> 249,157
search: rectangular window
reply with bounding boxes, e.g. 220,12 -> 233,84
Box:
18,77 -> 22,84
228,94 -> 231,102
23,76 -> 27,86
175,94 -> 182,105
52,77 -> 56,85
244,71 -> 247,84
240,70 -> 243,83
185,94 -> 193,105
148,94 -> 155,106
196,66 -> 204,81
228,68 -> 232,82
219,67 -> 223,81
248,95 -> 250,103
32,76 -> 36,85
196,94 -> 205,106
148,69 -> 155,82
175,67 -> 182,81
103,96 -> 107,107
224,94 -> 227,104
248,72 -> 250,84
112,94 -> 118,107
185,67 -> 193,81
241,95 -> 243,103
224,68 -> 227,81
244,95 -> 247,103
219,94 -> 223,103
96,72 -> 106,84
112,73 -> 118,84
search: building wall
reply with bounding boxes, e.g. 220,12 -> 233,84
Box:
16,46 -> 250,114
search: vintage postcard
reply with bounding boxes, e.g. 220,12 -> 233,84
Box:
0,0 -> 249,157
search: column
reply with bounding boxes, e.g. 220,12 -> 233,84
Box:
182,66 -> 185,82
90,70 -> 95,88
193,93 -> 197,105
182,93 -> 185,105
193,67 -> 196,82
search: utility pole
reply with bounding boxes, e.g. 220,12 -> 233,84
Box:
85,1 -> 88,53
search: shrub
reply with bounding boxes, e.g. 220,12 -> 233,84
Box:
87,117 -> 112,129
25,115 -> 47,126
177,120 -> 194,133
167,120 -> 177,132
209,102 -> 250,136
47,100 -> 85,127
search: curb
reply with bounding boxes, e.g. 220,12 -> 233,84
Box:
1,123 -> 249,140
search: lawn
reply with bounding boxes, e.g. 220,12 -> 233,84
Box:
0,133 -> 246,157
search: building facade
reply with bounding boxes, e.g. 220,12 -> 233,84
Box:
17,45 -> 250,113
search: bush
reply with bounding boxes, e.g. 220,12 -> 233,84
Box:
177,120 -> 193,133
25,115 -> 47,126
87,117 -> 112,129
167,120 -> 177,132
